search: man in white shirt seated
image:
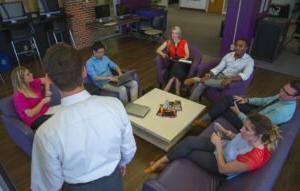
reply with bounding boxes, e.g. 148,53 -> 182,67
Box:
184,39 -> 254,102
31,43 -> 137,191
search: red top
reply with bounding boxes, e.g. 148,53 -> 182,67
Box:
13,79 -> 49,126
237,147 -> 271,171
166,39 -> 187,59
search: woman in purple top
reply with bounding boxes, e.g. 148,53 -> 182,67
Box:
11,66 -> 52,130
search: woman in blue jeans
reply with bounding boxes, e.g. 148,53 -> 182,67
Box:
145,113 -> 281,178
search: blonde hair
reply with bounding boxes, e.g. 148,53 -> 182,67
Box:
171,26 -> 182,40
262,125 -> 282,152
167,26 -> 183,51
11,66 -> 37,98
248,113 -> 282,152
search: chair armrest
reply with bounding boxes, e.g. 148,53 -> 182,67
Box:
154,55 -> 168,86
222,74 -> 253,96
143,180 -> 168,191
197,60 -> 220,77
3,116 -> 34,137
187,48 -> 202,77
154,55 -> 168,70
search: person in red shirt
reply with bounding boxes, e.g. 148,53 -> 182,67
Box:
145,113 -> 281,178
11,66 -> 52,130
156,26 -> 190,96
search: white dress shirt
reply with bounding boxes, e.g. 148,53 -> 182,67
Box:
210,52 -> 254,80
31,90 -> 136,191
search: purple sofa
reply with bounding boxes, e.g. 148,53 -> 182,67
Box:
196,60 -> 253,103
0,85 -> 61,157
154,46 -> 202,88
143,106 -> 300,191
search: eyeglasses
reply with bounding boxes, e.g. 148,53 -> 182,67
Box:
281,88 -> 295,97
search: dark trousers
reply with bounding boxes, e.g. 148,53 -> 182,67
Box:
167,136 -> 221,176
30,114 -> 52,130
164,60 -> 190,82
63,167 -> 123,191
208,96 -> 258,130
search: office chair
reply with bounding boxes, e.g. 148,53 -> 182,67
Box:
144,15 -> 166,42
38,0 -> 76,48
46,19 -> 76,48
0,2 -> 42,67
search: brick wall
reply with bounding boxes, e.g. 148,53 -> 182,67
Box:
64,0 -> 96,49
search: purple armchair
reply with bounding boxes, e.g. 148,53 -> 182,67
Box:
0,85 -> 60,157
143,106 -> 300,191
196,60 -> 253,103
154,46 -> 202,87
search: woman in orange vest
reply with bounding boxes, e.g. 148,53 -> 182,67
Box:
156,26 -> 190,96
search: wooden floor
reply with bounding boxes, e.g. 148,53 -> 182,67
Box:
0,38 -> 299,191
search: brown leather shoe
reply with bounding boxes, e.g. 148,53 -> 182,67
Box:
192,119 -> 209,128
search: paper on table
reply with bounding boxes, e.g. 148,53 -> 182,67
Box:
178,59 -> 192,64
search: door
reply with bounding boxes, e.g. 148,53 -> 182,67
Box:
208,0 -> 224,13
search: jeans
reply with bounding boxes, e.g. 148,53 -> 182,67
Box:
102,80 -> 138,103
189,73 -> 228,102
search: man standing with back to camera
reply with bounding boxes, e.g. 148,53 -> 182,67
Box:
31,43 -> 136,191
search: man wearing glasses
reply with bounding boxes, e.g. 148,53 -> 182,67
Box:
193,80 -> 300,130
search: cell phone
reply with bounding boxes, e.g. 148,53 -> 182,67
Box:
211,122 -> 226,139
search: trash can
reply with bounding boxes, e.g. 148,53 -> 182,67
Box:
0,52 -> 12,73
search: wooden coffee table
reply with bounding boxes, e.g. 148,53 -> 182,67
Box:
129,88 -> 206,151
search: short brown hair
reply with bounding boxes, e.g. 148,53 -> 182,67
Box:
290,80 -> 300,96
44,43 -> 84,91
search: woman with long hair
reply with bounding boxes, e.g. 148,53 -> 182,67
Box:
11,66 -> 52,130
145,113 -> 281,179
156,26 -> 190,96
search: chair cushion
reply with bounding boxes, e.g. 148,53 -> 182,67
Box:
158,159 -> 221,191
0,96 -> 18,118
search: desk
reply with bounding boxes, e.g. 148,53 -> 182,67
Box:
129,88 -> 206,151
86,16 -> 141,40
0,13 -> 72,60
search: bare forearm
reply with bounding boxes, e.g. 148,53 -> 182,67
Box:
157,49 -> 166,57
116,67 -> 122,76
96,76 -> 111,81
25,100 -> 45,117
215,144 -> 227,174
229,76 -> 242,81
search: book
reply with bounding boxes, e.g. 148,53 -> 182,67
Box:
156,104 -> 177,118
168,100 -> 182,111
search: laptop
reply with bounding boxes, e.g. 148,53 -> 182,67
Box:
125,103 -> 150,118
116,70 -> 135,86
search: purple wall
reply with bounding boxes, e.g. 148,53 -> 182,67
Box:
221,0 -> 269,56
120,0 -> 150,10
